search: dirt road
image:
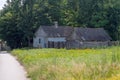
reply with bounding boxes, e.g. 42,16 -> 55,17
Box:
0,51 -> 28,80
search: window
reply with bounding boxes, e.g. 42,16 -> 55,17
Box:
39,39 -> 41,43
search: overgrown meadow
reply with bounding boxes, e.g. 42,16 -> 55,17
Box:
12,46 -> 120,80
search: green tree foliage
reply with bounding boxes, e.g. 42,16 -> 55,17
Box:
0,0 -> 120,48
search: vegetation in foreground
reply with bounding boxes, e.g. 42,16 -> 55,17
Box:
12,46 -> 120,80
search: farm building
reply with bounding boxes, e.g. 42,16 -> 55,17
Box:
33,23 -> 112,48
67,28 -> 112,48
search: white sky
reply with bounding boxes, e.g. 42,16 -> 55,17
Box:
0,0 -> 7,10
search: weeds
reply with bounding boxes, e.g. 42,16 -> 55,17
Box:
12,46 -> 120,80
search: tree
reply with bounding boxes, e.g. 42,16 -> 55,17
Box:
0,0 -> 120,48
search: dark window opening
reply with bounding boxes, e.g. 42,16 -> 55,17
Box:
39,39 -> 41,43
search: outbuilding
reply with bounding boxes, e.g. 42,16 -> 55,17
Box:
33,23 -> 111,48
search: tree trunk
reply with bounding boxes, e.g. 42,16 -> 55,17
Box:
27,37 -> 31,47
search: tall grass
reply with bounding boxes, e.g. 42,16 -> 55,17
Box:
12,46 -> 120,80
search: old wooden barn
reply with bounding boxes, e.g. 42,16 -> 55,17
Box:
33,23 -> 111,48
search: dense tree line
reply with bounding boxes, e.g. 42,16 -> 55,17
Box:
0,0 -> 120,48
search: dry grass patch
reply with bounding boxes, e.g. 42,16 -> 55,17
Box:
12,46 -> 120,80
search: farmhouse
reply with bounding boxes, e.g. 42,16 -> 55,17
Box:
33,23 -> 111,48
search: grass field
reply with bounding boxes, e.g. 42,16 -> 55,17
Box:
12,46 -> 120,80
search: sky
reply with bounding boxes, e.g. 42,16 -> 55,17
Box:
0,0 -> 7,10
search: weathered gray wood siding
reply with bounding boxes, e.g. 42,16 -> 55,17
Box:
33,27 -> 67,48
70,29 -> 82,41
33,27 -> 47,48
46,37 -> 66,48
66,41 -> 110,49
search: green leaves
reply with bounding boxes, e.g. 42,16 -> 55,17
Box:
0,0 -> 120,48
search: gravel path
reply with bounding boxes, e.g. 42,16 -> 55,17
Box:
0,51 -> 28,80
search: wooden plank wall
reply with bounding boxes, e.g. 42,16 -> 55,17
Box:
48,41 -> 66,48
